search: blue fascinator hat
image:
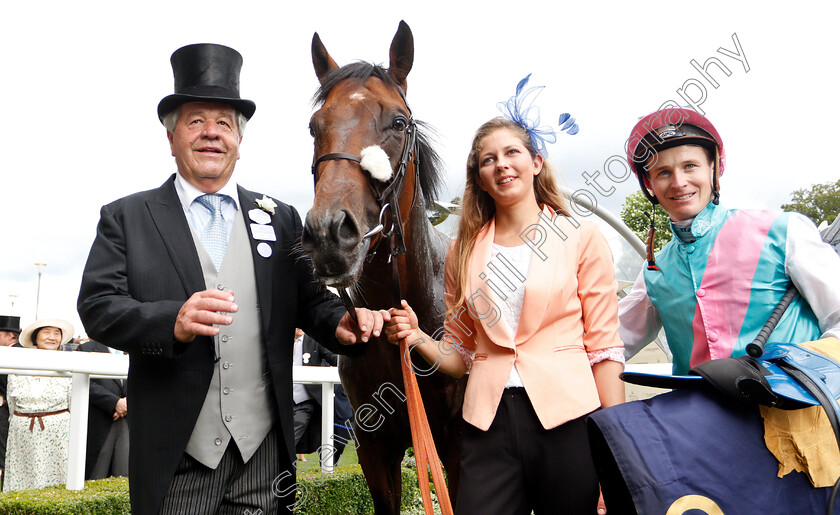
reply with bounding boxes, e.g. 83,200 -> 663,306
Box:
497,74 -> 579,157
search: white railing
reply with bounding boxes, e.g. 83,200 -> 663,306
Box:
0,346 -> 343,490
1,345 -> 673,491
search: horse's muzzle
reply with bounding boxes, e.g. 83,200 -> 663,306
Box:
302,209 -> 368,286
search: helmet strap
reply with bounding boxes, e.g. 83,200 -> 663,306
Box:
712,147 -> 721,205
638,169 -> 660,205
645,210 -> 661,271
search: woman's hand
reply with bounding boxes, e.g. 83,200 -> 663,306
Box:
385,300 -> 469,379
385,300 -> 419,345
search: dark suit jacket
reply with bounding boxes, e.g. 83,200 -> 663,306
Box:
78,175 -> 360,515
77,340 -> 127,479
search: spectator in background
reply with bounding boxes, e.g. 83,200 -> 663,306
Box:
0,315 -> 22,488
293,329 -> 355,466
77,338 -> 129,479
3,318 -> 74,492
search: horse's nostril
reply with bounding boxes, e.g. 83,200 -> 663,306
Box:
301,223 -> 315,249
301,215 -> 322,251
333,210 -> 360,248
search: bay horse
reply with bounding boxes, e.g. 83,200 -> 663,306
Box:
301,21 -> 466,514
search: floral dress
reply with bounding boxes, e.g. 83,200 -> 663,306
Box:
2,375 -> 72,492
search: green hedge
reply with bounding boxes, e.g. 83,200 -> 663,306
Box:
0,467 -> 438,514
0,477 -> 130,515
295,465 -> 434,514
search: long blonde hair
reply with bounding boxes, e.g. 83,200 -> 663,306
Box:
448,117 -> 570,315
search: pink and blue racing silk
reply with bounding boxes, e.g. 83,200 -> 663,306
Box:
640,202 -> 822,374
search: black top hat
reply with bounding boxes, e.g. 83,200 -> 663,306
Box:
0,315 -> 21,334
157,43 -> 256,123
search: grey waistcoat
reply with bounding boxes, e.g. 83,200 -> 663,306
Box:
185,207 -> 275,469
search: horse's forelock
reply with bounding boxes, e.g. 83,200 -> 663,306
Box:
311,61 -> 443,209
312,61 -> 391,106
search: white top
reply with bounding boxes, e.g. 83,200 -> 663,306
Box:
489,242 -> 533,388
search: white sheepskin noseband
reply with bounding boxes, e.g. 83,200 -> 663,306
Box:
360,146 -> 393,182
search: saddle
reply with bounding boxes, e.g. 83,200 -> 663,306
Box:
622,340 -> 840,416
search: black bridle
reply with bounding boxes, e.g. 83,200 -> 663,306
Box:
310,104 -> 420,321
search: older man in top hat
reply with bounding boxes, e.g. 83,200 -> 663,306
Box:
0,315 -> 21,485
78,43 -> 388,515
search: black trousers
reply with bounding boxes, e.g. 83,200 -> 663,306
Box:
0,404 -> 8,468
455,388 -> 599,515
160,427 -> 295,515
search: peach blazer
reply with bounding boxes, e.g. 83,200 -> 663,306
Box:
443,206 -> 622,431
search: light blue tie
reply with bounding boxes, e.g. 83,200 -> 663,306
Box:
196,194 -> 228,270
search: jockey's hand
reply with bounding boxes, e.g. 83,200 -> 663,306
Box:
597,488 -> 606,514
336,308 -> 390,344
385,300 -> 419,345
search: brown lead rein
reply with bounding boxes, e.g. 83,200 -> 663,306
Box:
392,231 -> 452,515
400,336 -> 454,515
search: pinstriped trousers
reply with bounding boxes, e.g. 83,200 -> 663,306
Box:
160,427 -> 296,515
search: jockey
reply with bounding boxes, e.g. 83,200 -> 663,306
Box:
618,107 -> 840,375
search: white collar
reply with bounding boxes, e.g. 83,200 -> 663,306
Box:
174,172 -> 240,212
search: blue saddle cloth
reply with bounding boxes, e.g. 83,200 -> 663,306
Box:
587,389 -> 839,514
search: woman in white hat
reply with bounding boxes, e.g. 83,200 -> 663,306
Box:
2,318 -> 74,492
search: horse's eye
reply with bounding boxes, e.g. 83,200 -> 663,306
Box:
308,124 -> 315,138
392,117 -> 407,132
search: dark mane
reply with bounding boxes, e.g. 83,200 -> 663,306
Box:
313,61 -> 444,208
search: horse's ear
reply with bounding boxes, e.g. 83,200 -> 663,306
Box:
312,32 -> 339,86
388,20 -> 414,92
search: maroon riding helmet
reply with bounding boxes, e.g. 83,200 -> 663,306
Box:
626,108 -> 726,205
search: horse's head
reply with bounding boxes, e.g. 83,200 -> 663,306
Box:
302,21 -> 421,288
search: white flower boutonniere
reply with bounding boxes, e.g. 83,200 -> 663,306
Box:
302,352 -> 311,364
256,195 -> 277,215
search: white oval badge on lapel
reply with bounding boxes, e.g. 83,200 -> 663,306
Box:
248,208 -> 272,225
257,242 -> 272,258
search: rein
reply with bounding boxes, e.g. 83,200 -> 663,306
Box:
310,100 -> 453,515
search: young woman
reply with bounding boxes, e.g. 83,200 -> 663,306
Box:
385,116 -> 624,514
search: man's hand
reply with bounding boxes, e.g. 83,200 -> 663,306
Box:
335,308 -> 390,344
174,289 -> 238,343
113,397 -> 127,421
